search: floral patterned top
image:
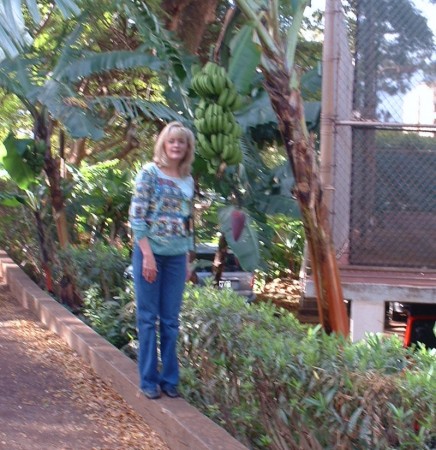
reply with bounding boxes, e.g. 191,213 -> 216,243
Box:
129,162 -> 194,255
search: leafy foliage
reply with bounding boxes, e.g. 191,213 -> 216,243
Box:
267,215 -> 305,278
69,161 -> 133,244
218,205 -> 260,271
0,178 -> 50,283
1,134 -> 39,189
179,284 -> 436,449
0,0 -> 80,61
82,284 -> 136,348
5,133 -> 46,178
58,242 -> 130,300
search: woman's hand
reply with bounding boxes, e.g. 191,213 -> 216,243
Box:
142,253 -> 157,282
138,238 -> 157,282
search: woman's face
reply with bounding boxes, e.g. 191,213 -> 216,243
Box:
164,132 -> 189,164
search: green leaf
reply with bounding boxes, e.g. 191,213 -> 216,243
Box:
60,51 -> 163,82
23,0 -> 41,23
53,0 -> 81,17
37,80 -> 105,140
218,206 -> 260,271
0,0 -> 29,53
0,192 -> 26,207
90,96 -> 185,124
0,57 -> 40,118
301,66 -> 322,101
228,24 -> 261,95
304,101 -> 321,131
0,142 -> 5,159
51,23 -> 84,81
0,0 -> 80,62
257,194 -> 300,216
236,89 -> 276,131
1,133 -> 35,189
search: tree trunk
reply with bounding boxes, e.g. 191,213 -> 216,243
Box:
69,138 -> 87,166
263,68 -> 349,335
35,115 -> 81,309
33,210 -> 53,293
213,234 -> 228,286
161,0 -> 219,53
43,144 -> 70,249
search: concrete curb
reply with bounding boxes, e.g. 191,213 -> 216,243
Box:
0,249 -> 247,450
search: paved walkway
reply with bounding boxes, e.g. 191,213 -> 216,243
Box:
0,281 -> 169,450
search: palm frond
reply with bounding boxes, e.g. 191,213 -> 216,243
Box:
0,57 -> 40,113
38,80 -> 105,140
59,51 -> 164,82
23,0 -> 41,22
0,0 -> 31,59
0,0 -> 80,62
50,0 -> 80,17
51,23 -> 85,81
1,56 -> 38,93
90,96 -> 186,125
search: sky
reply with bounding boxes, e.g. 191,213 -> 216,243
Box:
306,0 -> 436,35
413,0 -> 436,36
306,0 -> 436,123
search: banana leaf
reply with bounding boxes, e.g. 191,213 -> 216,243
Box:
218,205 -> 260,272
1,133 -> 35,189
228,24 -> 261,95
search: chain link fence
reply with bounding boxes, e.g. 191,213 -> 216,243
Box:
323,0 -> 436,269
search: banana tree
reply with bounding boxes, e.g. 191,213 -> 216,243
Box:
233,0 -> 349,335
0,5 -> 189,307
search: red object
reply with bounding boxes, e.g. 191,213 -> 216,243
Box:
231,210 -> 246,241
403,314 -> 436,348
43,263 -> 53,293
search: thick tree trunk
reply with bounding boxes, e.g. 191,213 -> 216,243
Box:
161,0 -> 219,53
263,69 -> 349,335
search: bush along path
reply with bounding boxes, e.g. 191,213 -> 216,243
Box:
178,285 -> 436,450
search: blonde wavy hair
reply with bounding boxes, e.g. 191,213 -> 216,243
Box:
153,121 -> 195,178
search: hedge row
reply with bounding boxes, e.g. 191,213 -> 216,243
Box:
179,285 -> 436,450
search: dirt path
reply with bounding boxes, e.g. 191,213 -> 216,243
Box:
0,282 -> 169,450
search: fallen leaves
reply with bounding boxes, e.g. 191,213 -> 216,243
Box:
255,277 -> 302,314
0,284 -> 169,450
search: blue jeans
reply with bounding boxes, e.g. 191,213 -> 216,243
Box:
132,244 -> 186,392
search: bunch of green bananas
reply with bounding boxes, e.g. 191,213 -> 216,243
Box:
23,140 -> 45,175
191,62 -> 244,170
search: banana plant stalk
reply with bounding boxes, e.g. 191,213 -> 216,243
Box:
236,0 -> 349,335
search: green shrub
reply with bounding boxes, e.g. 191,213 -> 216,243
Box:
266,216 -> 305,278
81,283 -> 136,348
179,285 -> 436,449
59,242 -> 130,300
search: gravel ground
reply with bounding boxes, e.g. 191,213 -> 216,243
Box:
0,282 -> 169,450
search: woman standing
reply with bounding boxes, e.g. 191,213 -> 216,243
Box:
129,121 -> 195,399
